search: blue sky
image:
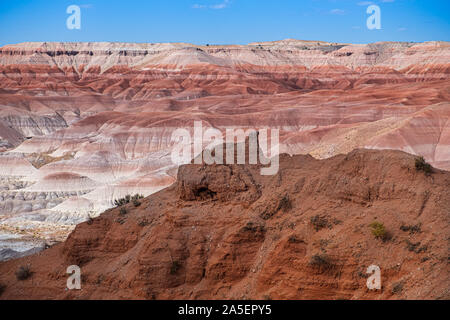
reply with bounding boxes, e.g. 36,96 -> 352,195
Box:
0,0 -> 449,46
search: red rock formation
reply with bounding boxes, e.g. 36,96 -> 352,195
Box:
0,148 -> 448,300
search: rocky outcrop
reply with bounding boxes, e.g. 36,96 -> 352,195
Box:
0,148 -> 448,300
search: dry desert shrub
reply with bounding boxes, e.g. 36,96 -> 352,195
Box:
400,223 -> 421,234
114,194 -> 144,207
309,253 -> 334,270
392,281 -> 404,294
415,156 -> 433,175
310,215 -> 330,232
15,265 -> 32,281
279,195 -> 293,212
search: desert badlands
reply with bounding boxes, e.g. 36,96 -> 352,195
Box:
0,39 -> 449,299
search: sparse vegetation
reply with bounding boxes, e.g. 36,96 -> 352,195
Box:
115,195 -> 131,207
392,281 -> 404,294
86,213 -> 94,225
95,275 -> 105,285
369,221 -> 389,241
114,194 -> 144,207
146,288 -> 157,300
138,218 -> 150,227
132,194 -> 144,200
309,253 -> 334,270
310,215 -> 330,232
260,195 -> 292,220
288,235 -> 304,244
400,224 -> 421,234
356,269 -> 369,279
15,265 -> 32,281
415,156 -> 433,175
279,195 -> 292,212
405,240 -> 428,253
170,261 -> 182,275
120,207 -> 128,216
319,239 -> 330,249
406,240 -> 420,252
116,217 -> 126,225
243,221 -> 265,233
133,199 -> 142,207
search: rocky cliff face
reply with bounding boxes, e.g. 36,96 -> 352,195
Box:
0,148 -> 448,300
0,39 -> 449,259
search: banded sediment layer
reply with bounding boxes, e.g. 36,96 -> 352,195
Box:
0,40 -> 449,258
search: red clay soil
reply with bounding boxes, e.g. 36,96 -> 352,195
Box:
0,148 -> 449,300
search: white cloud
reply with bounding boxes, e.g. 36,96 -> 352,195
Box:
357,1 -> 373,6
192,0 -> 230,10
330,9 -> 345,15
357,0 -> 394,5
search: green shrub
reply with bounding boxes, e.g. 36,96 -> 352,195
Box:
15,265 -> 32,281
415,156 -> 433,175
370,221 -> 388,240
120,207 -> 127,216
